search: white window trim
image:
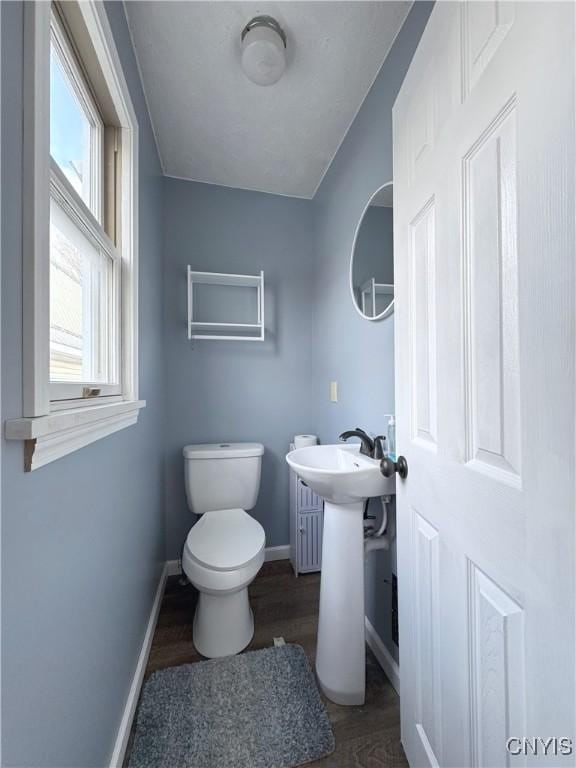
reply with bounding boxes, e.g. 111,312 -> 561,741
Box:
6,1 -> 145,471
5,400 -> 145,472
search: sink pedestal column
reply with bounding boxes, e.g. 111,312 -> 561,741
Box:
315,499 -> 366,705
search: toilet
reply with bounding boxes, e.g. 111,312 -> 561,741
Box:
181,442 -> 266,658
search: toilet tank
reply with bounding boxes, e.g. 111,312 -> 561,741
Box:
183,442 -> 264,515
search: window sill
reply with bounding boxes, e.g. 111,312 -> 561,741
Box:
5,399 -> 146,471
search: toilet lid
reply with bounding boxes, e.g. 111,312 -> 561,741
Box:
186,509 -> 265,571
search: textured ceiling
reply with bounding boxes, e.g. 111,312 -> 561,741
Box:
125,1 -> 412,198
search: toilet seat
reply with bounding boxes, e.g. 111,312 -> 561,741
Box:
185,508 -> 265,571
182,508 -> 266,606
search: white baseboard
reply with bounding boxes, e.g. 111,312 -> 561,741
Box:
365,615 -> 400,695
109,563 -> 168,768
264,545 -> 290,562
166,545 -> 290,577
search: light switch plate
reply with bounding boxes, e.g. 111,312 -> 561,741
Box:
330,381 -> 338,402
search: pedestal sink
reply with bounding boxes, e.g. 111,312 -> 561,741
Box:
286,444 -> 395,705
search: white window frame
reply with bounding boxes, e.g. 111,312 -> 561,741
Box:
5,1 -> 145,471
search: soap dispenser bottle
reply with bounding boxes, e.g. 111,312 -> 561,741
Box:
387,416 -> 396,459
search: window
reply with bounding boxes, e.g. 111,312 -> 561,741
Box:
49,194 -> 119,390
6,1 -> 144,470
50,13 -> 102,215
49,6 -> 120,402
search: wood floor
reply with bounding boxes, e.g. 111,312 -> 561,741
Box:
128,560 -> 407,768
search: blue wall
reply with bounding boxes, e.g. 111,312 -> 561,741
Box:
1,3 -> 165,766
162,180 -> 315,558
312,2 -> 433,661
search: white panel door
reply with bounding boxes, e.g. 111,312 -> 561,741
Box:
393,3 -> 575,767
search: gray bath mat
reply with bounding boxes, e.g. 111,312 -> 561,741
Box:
128,643 -> 335,768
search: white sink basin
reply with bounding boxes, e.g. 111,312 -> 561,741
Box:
286,443 -> 395,504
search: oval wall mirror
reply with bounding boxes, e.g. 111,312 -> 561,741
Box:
349,182 -> 394,320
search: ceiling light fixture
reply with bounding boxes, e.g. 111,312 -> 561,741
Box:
241,16 -> 287,87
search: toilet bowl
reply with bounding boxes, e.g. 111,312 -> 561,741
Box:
181,443 -> 265,658
182,508 -> 265,657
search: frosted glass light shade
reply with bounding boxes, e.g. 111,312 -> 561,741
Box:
241,25 -> 286,86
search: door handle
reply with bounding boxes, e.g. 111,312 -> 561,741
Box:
380,455 -> 408,480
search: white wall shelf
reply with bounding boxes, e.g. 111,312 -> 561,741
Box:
187,268 -> 265,341
360,278 -> 394,318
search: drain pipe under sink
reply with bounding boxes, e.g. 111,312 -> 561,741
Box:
364,495 -> 392,555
